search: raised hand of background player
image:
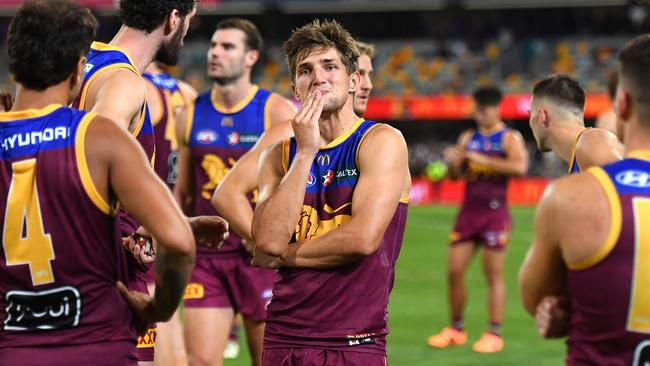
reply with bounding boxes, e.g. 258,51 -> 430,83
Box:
443,146 -> 464,166
188,215 -> 229,249
535,295 -> 570,339
116,281 -> 156,335
0,92 -> 13,112
292,91 -> 323,156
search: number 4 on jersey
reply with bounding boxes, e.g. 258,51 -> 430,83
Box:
2,159 -> 55,286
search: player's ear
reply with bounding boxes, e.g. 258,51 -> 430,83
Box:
291,82 -> 299,102
72,56 -> 86,90
348,70 -> 360,93
539,108 -> 550,128
245,50 -> 259,68
615,85 -> 631,121
164,9 -> 180,37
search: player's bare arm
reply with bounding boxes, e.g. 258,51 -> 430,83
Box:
252,91 -> 323,256
145,77 -> 164,123
575,128 -> 623,169
444,129 -> 472,179
267,125 -> 410,269
465,130 -> 528,176
173,102 -> 196,214
268,92 -> 298,128
212,121 -> 293,244
84,115 -> 195,326
85,69 -> 147,131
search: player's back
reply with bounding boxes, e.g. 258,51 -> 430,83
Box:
463,128 -> 509,208
186,85 -> 270,255
264,119 -> 408,355
0,105 -> 136,364
143,71 -> 185,188
568,153 -> 650,365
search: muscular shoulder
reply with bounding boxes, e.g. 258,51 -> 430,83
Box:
267,93 -> 296,127
576,128 -> 623,168
361,123 -> 406,149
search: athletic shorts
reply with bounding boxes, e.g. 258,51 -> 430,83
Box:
262,348 -> 387,366
183,253 -> 275,321
449,205 -> 512,250
0,341 -> 138,366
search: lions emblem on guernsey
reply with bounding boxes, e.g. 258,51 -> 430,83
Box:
200,154 -> 236,199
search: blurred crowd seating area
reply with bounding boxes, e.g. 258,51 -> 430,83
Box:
177,36 -> 622,97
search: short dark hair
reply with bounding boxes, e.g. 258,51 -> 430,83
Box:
216,18 -> 263,52
532,74 -> 586,113
7,0 -> 98,91
619,35 -> 650,122
119,0 -> 196,34
283,19 -> 360,82
472,86 -> 502,106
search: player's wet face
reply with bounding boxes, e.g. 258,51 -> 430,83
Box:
294,47 -> 355,113
207,29 -> 249,84
354,54 -> 373,115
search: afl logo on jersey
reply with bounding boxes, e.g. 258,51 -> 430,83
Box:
307,172 -> 316,187
615,170 -> 650,188
197,130 -> 218,144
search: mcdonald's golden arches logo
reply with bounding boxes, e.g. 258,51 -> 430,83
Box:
317,154 -> 331,166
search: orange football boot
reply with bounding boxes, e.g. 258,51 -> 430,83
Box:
427,327 -> 467,348
472,332 -> 504,353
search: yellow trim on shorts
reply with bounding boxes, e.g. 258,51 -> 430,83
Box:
567,128 -> 590,174
136,327 -> 156,348
0,104 -> 62,121
627,150 -> 650,162
322,118 -> 365,150
263,93 -> 273,131
569,167 -> 622,270
211,85 -> 259,114
281,139 -> 290,174
75,113 -> 116,216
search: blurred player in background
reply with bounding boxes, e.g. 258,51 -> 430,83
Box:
0,1 -> 195,364
529,74 -> 622,174
143,61 -> 197,366
174,18 -> 296,366
595,69 -> 621,138
520,34 -> 650,365
428,87 -> 528,353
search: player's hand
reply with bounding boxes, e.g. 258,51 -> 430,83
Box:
0,92 -> 13,112
465,151 -> 488,165
292,91 -> 323,156
122,228 -> 155,267
443,146 -> 464,165
188,215 -> 229,250
535,296 -> 570,339
116,281 -> 156,335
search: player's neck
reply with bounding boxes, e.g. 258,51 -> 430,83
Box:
624,119 -> 650,155
145,63 -> 163,75
110,26 -> 160,74
318,98 -> 360,145
549,123 -> 585,163
212,79 -> 254,110
10,84 -> 70,112
478,121 -> 504,134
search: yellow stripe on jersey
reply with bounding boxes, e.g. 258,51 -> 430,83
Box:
211,85 -> 259,114
569,167 -> 622,270
628,150 -> 650,162
321,118 -> 365,150
355,122 -> 380,167
567,128 -> 590,174
75,113 -> 116,216
90,42 -> 140,72
628,197 -> 650,333
263,93 -> 273,131
399,197 -> 410,204
130,102 -> 147,138
281,139 -> 290,174
184,98 -> 196,145
0,104 -> 62,122
77,63 -> 139,110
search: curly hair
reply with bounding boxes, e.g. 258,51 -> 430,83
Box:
7,0 -> 98,91
283,19 -> 359,82
119,0 -> 196,34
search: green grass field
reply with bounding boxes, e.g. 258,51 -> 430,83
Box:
225,205 -> 566,365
